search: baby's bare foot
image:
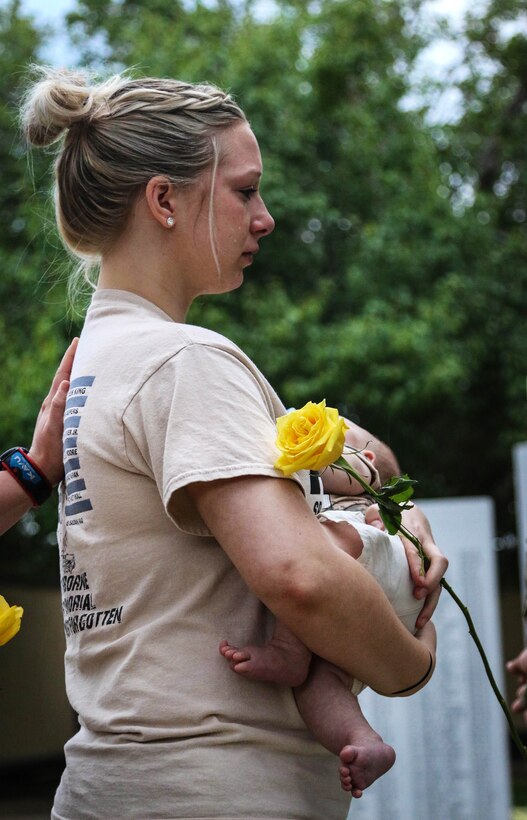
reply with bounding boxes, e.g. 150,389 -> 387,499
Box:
219,638 -> 310,687
338,736 -> 395,797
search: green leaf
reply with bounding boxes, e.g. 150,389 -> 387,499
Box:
379,474 -> 417,497
380,508 -> 401,535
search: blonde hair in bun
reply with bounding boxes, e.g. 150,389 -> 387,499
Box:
22,66 -> 112,147
21,65 -> 246,292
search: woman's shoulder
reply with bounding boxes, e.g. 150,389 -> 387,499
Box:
86,289 -> 246,356
80,289 -> 281,408
178,323 -> 249,362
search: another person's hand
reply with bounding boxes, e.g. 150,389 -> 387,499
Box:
506,648 -> 527,722
0,339 -> 78,536
28,338 -> 78,485
399,503 -> 448,629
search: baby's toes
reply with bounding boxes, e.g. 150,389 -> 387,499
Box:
219,642 -> 239,659
232,649 -> 251,662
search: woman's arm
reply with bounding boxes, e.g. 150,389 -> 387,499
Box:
187,474 -> 435,697
0,472 -> 35,535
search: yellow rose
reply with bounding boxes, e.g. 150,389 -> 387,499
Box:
274,400 -> 348,476
0,595 -> 24,647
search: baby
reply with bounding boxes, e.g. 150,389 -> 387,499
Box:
220,423 -> 427,797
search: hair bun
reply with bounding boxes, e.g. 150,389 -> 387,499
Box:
22,66 -> 97,147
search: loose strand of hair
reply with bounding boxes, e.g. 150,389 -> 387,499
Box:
208,135 -> 221,279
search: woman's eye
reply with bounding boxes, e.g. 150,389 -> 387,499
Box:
240,187 -> 258,200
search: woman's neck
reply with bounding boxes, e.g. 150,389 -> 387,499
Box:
98,266 -> 190,324
98,213 -> 192,323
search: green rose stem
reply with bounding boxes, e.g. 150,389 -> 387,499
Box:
331,455 -> 527,763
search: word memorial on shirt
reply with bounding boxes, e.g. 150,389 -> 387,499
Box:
350,497 -> 511,820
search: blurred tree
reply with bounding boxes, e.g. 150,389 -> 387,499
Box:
0,1 -> 79,584
412,0 -> 527,525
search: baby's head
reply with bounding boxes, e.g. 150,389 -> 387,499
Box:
344,422 -> 399,484
321,421 -> 399,496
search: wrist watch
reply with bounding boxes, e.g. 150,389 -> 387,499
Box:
0,447 -> 53,506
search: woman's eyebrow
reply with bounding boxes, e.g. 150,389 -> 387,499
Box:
227,167 -> 262,180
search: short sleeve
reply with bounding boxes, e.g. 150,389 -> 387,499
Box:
123,343 -> 302,534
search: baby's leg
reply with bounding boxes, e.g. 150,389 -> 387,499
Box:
219,619 -> 311,687
295,657 -> 395,797
219,520 -> 365,685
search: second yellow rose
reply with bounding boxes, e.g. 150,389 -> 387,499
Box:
0,595 -> 24,647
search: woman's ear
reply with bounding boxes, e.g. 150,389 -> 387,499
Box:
145,176 -> 177,229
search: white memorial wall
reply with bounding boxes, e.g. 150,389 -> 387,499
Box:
348,497 -> 511,820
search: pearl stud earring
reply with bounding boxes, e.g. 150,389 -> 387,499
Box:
166,216 -> 175,227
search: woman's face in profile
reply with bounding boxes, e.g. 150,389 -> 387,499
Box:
172,122 -> 275,299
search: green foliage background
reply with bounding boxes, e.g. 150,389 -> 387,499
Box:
1,0 -> 526,584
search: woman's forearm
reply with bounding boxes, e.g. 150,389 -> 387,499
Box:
0,472 -> 33,536
188,474 -> 436,696
266,531 -> 435,696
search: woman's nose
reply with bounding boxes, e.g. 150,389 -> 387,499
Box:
253,199 -> 275,237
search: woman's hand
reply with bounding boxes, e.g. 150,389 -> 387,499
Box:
399,503 -> 448,629
28,338 -> 78,484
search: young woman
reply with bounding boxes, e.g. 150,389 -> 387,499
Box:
23,68 -> 447,819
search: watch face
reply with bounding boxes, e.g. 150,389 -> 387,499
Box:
7,450 -> 41,486
1,448 -> 51,505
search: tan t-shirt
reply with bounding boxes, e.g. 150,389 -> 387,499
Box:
52,290 -> 349,820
